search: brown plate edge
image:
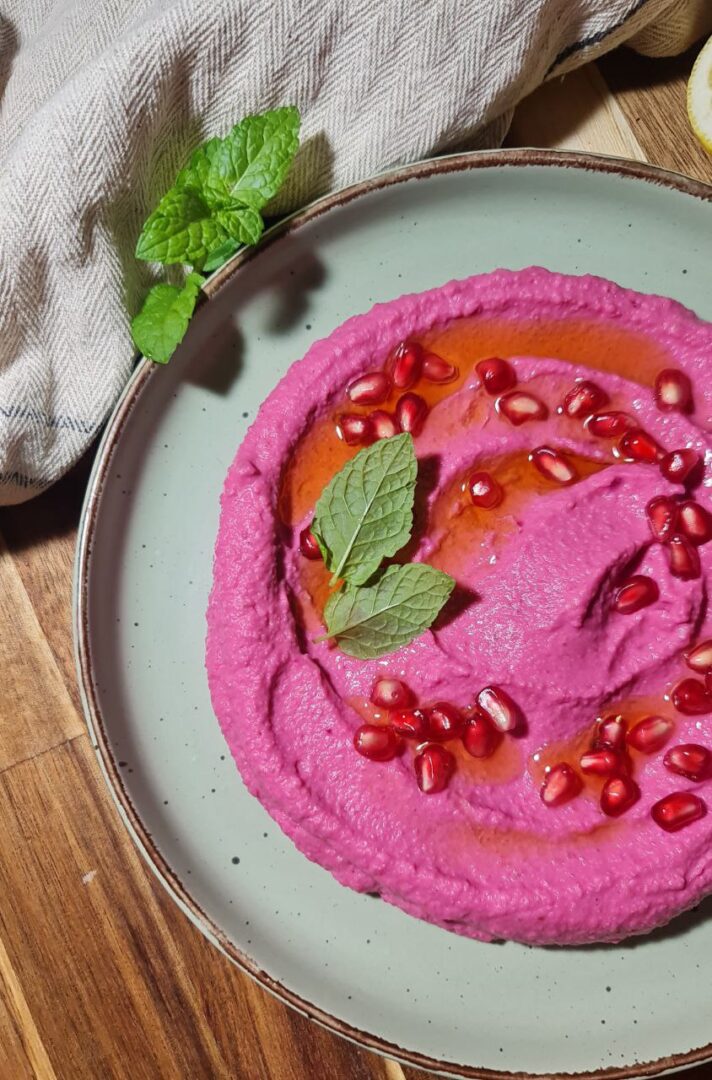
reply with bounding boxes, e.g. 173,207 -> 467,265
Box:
74,147 -> 712,1080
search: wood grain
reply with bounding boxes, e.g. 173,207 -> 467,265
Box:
1,42 -> 711,1080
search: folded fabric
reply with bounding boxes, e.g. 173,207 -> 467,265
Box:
0,0 -> 709,504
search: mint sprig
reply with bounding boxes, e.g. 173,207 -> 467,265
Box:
312,433 -> 417,586
132,106 -> 300,362
320,564 -> 455,659
312,434 -> 455,658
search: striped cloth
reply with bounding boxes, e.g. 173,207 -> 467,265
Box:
0,0 -> 709,503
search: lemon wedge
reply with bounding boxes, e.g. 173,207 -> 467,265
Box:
688,35 -> 712,153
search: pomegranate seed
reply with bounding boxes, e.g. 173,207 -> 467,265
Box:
586,411 -> 635,438
468,471 -> 504,509
390,708 -> 429,740
388,342 -> 423,390
679,500 -> 712,546
530,446 -> 578,485
562,380 -> 609,419
346,371 -> 390,405
580,748 -> 628,776
626,715 -> 674,754
654,369 -> 693,414
335,413 -> 374,446
496,391 -> 548,426
371,678 -> 413,710
600,775 -> 640,818
613,576 -> 659,614
353,725 -> 401,762
476,686 -> 522,733
428,701 -> 465,741
422,352 -> 458,383
415,744 -> 455,794
395,393 -> 428,436
652,791 -> 706,832
299,526 -> 322,560
671,678 -> 712,715
462,712 -> 502,759
370,410 -> 399,439
646,495 -> 679,543
664,743 -> 711,782
685,639 -> 712,674
594,715 -> 627,752
541,763 -> 582,807
476,357 -> 516,395
618,428 -> 664,465
668,534 -> 701,580
660,449 -> 701,486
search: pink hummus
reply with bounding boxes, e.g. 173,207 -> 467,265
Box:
206,267 -> 712,945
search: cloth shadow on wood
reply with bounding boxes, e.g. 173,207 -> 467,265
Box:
0,453 -> 92,554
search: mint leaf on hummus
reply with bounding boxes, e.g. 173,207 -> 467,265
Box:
313,433 -> 417,586
319,564 -> 455,659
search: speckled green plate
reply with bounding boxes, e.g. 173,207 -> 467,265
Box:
75,150 -> 712,1079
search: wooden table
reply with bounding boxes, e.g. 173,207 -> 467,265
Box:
2,45 -> 711,1080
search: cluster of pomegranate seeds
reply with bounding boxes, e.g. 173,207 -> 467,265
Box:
352,677 -> 523,794
529,446 -> 577,485
654,369 -> 693,414
642,492 -> 711,584
468,471 -> 504,509
334,340 -> 462,446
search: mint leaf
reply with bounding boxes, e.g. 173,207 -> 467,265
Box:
205,106 -> 300,211
175,137 -> 223,203
135,190 -> 227,267
319,564 -> 455,659
131,272 -> 203,363
202,237 -> 242,273
312,433 -> 417,586
215,205 -> 264,246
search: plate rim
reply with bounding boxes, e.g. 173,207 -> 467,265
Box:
73,146 -> 712,1080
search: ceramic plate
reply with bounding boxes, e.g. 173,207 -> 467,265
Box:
75,150 -> 712,1079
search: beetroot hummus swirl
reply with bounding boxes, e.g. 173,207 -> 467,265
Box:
206,267 -> 712,945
